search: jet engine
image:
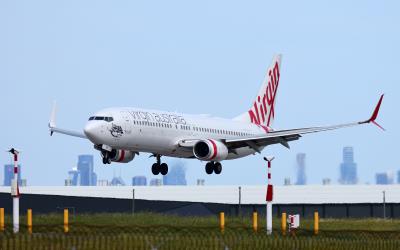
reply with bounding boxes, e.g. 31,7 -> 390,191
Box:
193,139 -> 228,161
102,149 -> 135,163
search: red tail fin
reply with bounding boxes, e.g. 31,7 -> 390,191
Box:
234,55 -> 282,127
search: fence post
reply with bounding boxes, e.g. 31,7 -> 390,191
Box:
219,212 -> 225,232
383,191 -> 386,219
281,212 -> 286,236
64,209 -> 69,233
314,211 -> 319,235
0,208 -> 4,231
132,188 -> 135,215
238,186 -> 242,217
252,212 -> 258,232
27,209 -> 32,234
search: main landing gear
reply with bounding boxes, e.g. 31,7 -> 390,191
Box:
151,154 -> 168,175
102,151 -> 112,164
205,162 -> 222,175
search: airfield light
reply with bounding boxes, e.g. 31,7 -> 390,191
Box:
0,208 -> 4,231
64,209 -> 69,233
219,212 -> 225,232
281,212 -> 287,235
253,212 -> 258,232
263,156 -> 274,235
27,209 -> 32,234
314,211 -> 319,235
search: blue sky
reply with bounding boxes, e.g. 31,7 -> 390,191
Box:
0,0 -> 399,186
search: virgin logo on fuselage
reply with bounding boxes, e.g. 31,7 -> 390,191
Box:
248,61 -> 280,127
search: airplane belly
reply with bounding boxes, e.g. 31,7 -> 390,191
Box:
226,146 -> 261,160
124,128 -> 176,154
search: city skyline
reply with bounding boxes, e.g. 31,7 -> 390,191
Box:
3,149 -> 399,186
1,1 -> 398,186
11,149 -> 395,186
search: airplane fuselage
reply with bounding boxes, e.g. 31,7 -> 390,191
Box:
84,108 -> 267,160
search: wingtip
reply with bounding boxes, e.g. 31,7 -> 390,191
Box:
369,94 -> 384,123
49,101 -> 57,128
363,94 -> 384,130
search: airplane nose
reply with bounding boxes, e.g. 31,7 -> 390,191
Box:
84,122 -> 99,141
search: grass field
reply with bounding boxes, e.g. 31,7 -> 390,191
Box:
0,213 -> 399,249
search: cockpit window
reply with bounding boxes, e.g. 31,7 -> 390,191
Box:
89,116 -> 114,122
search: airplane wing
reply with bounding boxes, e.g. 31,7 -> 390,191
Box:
48,102 -> 87,139
178,95 -> 384,153
225,94 -> 384,152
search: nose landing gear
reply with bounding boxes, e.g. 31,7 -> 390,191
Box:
151,154 -> 168,175
205,162 -> 222,175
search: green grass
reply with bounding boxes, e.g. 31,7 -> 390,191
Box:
0,213 -> 399,249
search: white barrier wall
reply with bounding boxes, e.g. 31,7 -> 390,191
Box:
0,185 -> 399,205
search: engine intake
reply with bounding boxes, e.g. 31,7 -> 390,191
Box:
193,139 -> 228,161
105,149 -> 135,163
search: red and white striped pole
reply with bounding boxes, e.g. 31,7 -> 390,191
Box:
9,148 -> 20,233
264,156 -> 274,235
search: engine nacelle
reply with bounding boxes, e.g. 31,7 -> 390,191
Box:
108,149 -> 135,163
193,139 -> 228,161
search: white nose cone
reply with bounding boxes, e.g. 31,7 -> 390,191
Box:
84,122 -> 100,142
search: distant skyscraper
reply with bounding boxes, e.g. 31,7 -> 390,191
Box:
110,176 -> 125,186
284,177 -> 291,186
163,162 -> 187,185
339,147 -> 358,184
3,164 -> 22,186
20,179 -> 27,187
132,176 -> 147,186
77,155 -> 96,186
97,179 -> 109,186
68,167 -> 80,186
376,172 -> 394,185
150,178 -> 162,186
397,170 -> 400,184
197,179 -> 205,186
295,153 -> 306,185
322,178 -> 331,185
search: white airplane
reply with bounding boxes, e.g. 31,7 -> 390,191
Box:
49,55 -> 384,175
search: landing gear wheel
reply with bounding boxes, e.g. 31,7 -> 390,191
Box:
205,162 -> 214,174
160,163 -> 168,175
214,162 -> 222,174
152,163 -> 160,175
102,151 -> 111,164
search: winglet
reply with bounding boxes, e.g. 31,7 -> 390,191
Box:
49,101 -> 57,135
361,94 -> 384,130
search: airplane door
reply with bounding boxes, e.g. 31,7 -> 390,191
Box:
121,111 -> 132,135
